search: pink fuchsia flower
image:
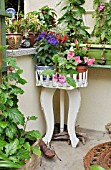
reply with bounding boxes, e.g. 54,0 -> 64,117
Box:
59,75 -> 66,84
67,51 -> 74,59
53,74 -> 58,82
87,58 -> 95,66
74,56 -> 82,64
98,3 -> 105,12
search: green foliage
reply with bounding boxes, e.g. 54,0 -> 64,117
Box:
37,6 -> 57,30
35,37 -> 58,66
0,57 -> 42,169
90,165 -> 111,170
57,0 -> 90,43
41,53 -> 78,87
92,0 -> 111,44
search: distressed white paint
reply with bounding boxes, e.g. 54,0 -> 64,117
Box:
35,69 -> 88,89
40,87 -> 81,147
40,88 -> 56,144
60,90 -> 65,133
67,89 -> 81,147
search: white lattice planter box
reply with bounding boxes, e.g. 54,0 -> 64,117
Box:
35,66 -> 88,90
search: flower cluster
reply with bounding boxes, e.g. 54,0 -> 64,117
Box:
56,34 -> 69,44
67,51 -> 95,66
35,32 -> 58,46
67,41 -> 95,66
53,74 -> 66,84
34,31 -> 69,66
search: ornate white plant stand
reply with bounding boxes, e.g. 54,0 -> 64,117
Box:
36,70 -> 88,147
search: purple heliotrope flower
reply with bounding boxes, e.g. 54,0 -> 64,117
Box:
46,34 -> 58,46
35,32 -> 46,42
98,3 -> 105,12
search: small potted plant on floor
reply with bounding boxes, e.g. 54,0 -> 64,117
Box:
0,56 -> 42,169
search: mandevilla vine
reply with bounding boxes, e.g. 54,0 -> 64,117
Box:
57,0 -> 90,43
92,0 -> 111,44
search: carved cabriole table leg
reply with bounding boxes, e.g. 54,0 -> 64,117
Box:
40,87 -> 56,144
67,88 -> 81,147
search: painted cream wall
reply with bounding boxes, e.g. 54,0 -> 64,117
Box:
16,55 -> 46,135
24,0 -> 64,17
77,68 -> 111,131
21,0 -> 111,132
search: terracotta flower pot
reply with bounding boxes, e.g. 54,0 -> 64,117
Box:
76,65 -> 88,73
6,33 -> 23,49
76,64 -> 88,80
28,33 -> 38,47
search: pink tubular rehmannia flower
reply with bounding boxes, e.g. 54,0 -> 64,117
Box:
53,74 -> 58,82
67,51 -> 74,59
74,56 -> 82,64
98,3 -> 105,12
59,75 -> 66,84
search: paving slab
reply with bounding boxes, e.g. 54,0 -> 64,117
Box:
36,128 -> 111,170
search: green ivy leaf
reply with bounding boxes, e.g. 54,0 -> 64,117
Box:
8,156 -> 19,163
31,146 -> 41,156
17,77 -> 27,85
26,130 -> 42,140
16,69 -> 23,75
19,138 -> 25,145
17,148 -> 30,161
6,124 -> 17,139
0,153 -> 9,161
7,100 -> 13,107
27,116 -> 38,121
0,121 -> 8,128
66,77 -> 76,87
0,140 -> 7,150
7,108 -> 25,126
0,161 -> 24,169
24,142 -> 31,151
1,93 -> 7,104
5,139 -> 19,156
0,84 -> 7,90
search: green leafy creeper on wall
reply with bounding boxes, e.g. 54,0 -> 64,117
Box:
57,0 -> 90,43
92,0 -> 111,44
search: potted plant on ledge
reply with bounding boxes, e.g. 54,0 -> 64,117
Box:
5,17 -> 23,49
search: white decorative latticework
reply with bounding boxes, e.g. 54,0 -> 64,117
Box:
36,69 -> 88,90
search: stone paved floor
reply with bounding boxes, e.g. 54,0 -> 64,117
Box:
36,128 -> 111,170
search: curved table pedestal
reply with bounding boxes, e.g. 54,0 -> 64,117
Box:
40,87 -> 81,147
